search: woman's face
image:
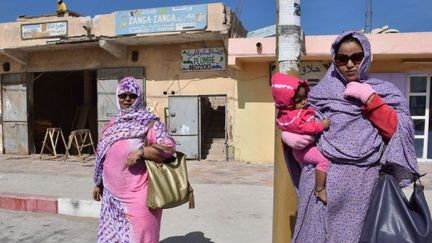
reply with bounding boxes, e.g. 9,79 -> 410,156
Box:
335,41 -> 364,82
118,92 -> 138,110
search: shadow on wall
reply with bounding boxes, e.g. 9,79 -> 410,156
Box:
160,231 -> 215,243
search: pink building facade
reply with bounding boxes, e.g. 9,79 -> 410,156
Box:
229,32 -> 432,162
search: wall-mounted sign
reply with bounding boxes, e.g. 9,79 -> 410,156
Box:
300,61 -> 330,81
269,61 -> 330,85
247,25 -> 276,38
115,4 -> 207,35
181,48 -> 225,72
21,21 -> 67,40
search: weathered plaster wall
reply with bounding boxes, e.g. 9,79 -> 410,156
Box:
234,62 -> 275,164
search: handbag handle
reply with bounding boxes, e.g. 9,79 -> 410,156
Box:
414,173 -> 427,189
381,169 -> 427,190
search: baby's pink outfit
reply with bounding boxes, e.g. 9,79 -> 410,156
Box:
271,73 -> 329,172
283,131 -> 329,172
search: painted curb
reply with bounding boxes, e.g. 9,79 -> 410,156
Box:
0,192 -> 100,218
0,193 -> 57,213
58,198 -> 100,218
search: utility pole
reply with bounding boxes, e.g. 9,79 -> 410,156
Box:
365,0 -> 372,33
273,0 -> 302,242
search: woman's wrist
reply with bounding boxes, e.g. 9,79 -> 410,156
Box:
139,146 -> 145,158
365,94 -> 376,106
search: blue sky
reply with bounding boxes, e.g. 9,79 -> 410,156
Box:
0,0 -> 431,35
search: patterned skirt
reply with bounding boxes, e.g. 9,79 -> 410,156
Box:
97,189 -> 131,243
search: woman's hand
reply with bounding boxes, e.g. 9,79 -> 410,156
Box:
282,131 -> 315,150
344,81 -> 376,105
92,186 -> 103,201
126,148 -> 144,167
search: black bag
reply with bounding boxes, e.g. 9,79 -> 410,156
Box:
359,173 -> 432,243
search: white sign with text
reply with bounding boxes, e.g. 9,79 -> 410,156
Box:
181,48 -> 225,72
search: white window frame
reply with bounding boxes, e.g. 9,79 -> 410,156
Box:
408,74 -> 432,162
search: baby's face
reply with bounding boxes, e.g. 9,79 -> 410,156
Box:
294,86 -> 307,109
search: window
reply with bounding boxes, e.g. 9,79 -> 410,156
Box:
408,75 -> 432,161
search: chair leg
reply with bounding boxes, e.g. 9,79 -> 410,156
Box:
53,131 -> 60,156
64,134 -> 74,161
60,131 -> 68,161
89,132 -> 96,156
74,135 -> 82,160
49,130 -> 57,157
80,133 -> 89,161
40,130 -> 50,159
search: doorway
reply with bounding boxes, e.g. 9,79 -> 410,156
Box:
32,70 -> 97,154
168,95 -> 227,161
200,95 -> 227,161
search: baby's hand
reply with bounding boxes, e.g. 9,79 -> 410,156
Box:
281,131 -> 314,150
321,118 -> 330,129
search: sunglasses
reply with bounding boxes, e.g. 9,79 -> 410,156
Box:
118,93 -> 138,99
335,52 -> 364,66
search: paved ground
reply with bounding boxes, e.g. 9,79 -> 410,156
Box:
0,209 -> 97,243
1,154 -> 432,243
0,155 -> 273,243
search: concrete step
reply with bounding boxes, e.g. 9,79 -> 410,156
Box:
204,152 -> 226,161
204,132 -> 225,138
210,138 -> 225,144
201,138 -> 225,149
204,143 -> 226,151
202,138 -> 226,161
202,131 -> 225,139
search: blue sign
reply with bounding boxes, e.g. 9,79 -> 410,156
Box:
115,4 -> 207,35
247,25 -> 276,38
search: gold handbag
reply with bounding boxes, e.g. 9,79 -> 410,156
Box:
144,120 -> 195,210
145,151 -> 194,209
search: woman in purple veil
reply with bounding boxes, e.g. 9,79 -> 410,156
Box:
92,76 -> 175,243
282,31 -> 419,242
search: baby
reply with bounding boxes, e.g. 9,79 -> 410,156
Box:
271,73 -> 330,203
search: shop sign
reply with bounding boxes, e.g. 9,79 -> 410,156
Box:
268,61 -> 330,85
21,21 -> 67,40
115,4 -> 207,35
181,48 -> 225,72
300,61 -> 330,80
247,25 -> 276,38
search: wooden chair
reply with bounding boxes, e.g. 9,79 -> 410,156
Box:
64,129 -> 96,161
39,128 -> 68,159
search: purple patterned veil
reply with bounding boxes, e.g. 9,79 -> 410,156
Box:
93,76 -> 156,185
307,31 -> 419,186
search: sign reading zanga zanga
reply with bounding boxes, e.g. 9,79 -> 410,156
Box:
181,48 -> 225,72
115,4 -> 207,35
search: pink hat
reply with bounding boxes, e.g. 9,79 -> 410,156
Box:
271,72 -> 309,109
